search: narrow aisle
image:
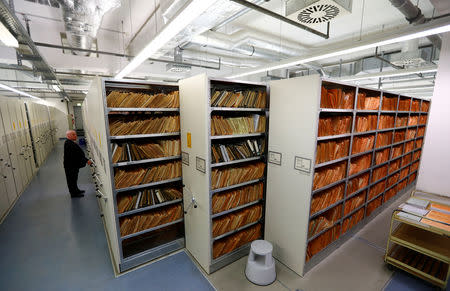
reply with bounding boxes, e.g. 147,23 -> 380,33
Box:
0,141 -> 214,291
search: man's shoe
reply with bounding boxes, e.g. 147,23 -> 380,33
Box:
78,190 -> 86,194
71,193 -> 85,198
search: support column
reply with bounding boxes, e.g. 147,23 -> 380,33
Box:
416,32 -> 450,196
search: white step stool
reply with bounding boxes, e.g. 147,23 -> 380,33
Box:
245,240 -> 276,285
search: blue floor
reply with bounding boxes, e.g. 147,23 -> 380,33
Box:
0,141 -> 214,291
385,270 -> 449,291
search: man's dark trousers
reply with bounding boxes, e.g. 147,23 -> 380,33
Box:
64,167 -> 80,195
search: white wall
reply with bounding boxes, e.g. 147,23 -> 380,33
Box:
41,99 -> 68,114
416,32 -> 450,196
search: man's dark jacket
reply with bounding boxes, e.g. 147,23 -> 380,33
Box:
64,139 -> 88,169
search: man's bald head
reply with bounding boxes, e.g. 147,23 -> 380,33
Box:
66,130 -> 77,141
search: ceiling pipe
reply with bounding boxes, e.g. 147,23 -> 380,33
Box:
168,49 -> 266,68
190,34 -> 285,59
187,27 -> 310,60
56,0 -> 121,55
31,42 -> 220,70
211,0 -> 265,31
389,0 -> 442,48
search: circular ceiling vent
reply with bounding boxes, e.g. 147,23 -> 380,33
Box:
297,4 -> 340,24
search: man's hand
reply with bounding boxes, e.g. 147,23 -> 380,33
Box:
87,159 -> 93,166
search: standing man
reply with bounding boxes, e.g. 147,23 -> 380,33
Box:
64,130 -> 92,198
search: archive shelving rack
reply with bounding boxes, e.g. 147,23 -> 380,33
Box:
179,74 -> 269,274
265,75 -> 430,276
83,78 -> 184,273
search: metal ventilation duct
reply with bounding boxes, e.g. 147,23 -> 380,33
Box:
56,0 -> 120,55
390,39 -> 428,67
389,0 -> 442,48
166,47 -> 191,73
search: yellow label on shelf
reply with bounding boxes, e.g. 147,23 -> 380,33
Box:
13,122 -> 15,130
187,132 -> 192,148
19,121 -> 22,128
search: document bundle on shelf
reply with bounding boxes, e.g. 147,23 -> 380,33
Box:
114,161 -> 182,189
107,90 -> 180,108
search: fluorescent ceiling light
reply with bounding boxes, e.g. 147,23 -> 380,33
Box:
52,85 -> 61,92
0,83 -> 40,99
227,17 -> 450,79
387,87 -> 434,92
337,65 -> 437,82
77,103 -> 82,106
381,84 -> 434,91
115,0 -> 215,79
0,21 -> 18,48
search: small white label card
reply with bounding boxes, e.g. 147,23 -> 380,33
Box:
182,151 -> 189,166
294,156 -> 311,173
268,151 -> 282,165
196,156 -> 206,173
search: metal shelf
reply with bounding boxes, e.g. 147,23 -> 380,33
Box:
350,149 -> 374,159
213,220 -> 262,241
305,85 -> 431,270
204,79 -> 270,273
115,177 -> 183,193
409,170 -> 418,177
348,168 -> 371,180
120,237 -> 184,272
388,168 -> 402,177
377,127 -> 396,133
113,155 -> 181,167
315,156 -> 348,169
211,199 -> 263,219
319,108 -> 354,113
367,191 -> 384,205
110,132 -> 180,140
371,176 -> 387,186
392,140 -> 405,147
210,133 -> 265,140
374,160 -> 390,169
120,218 -> 184,240
312,177 -> 347,194
108,107 -> 179,112
356,109 -> 378,113
343,204 -> 366,220
211,178 -> 264,195
210,240 -> 255,268
376,144 -> 393,151
210,107 -> 267,112
211,156 -> 263,168
400,163 -> 411,171
317,133 -> 351,141
398,176 -> 409,184
117,198 -> 183,218
310,200 -> 344,219
353,129 -> 378,136
346,185 -> 370,200
308,220 -> 341,242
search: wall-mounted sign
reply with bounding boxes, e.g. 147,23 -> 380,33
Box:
294,156 -> 311,174
268,151 -> 282,165
182,152 -> 189,166
196,156 -> 206,173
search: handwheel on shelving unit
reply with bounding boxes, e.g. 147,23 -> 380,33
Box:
183,185 -> 197,214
